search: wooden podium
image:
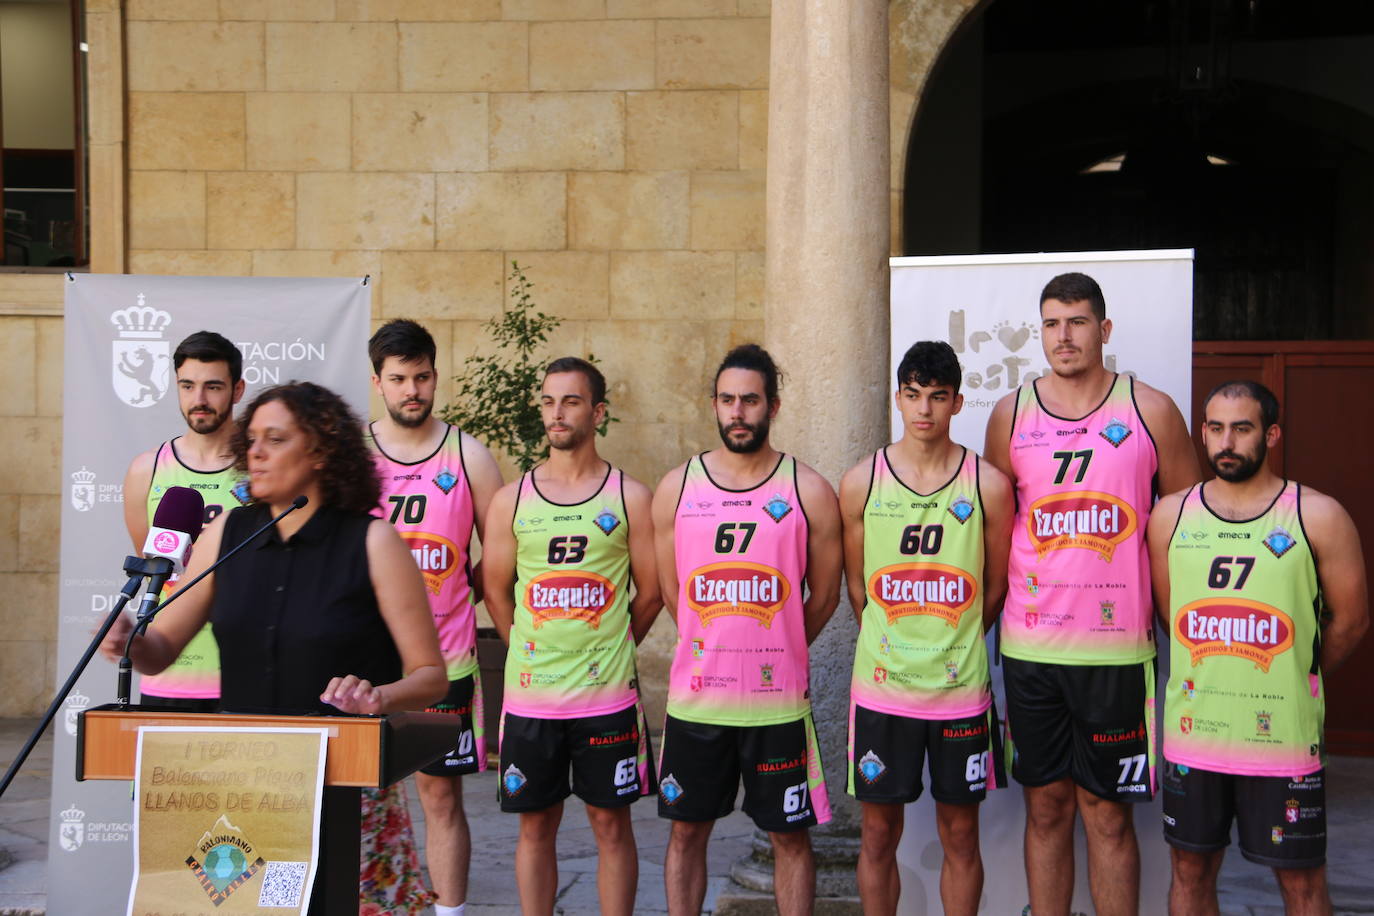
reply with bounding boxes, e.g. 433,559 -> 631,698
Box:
78,704 -> 456,915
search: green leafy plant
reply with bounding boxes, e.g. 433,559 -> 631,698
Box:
439,261 -> 612,470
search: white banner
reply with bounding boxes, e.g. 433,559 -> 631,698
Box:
50,274 -> 370,916
888,250 -> 1193,915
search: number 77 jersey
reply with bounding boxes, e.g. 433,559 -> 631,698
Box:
1003,374 -> 1158,665
667,454 -> 811,727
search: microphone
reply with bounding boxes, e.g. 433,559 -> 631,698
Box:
118,495 -> 309,706
135,486 -> 205,622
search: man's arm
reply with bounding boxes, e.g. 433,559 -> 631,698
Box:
1302,488 -> 1370,673
1137,383 -> 1203,496
982,393 -> 1017,481
480,482 -> 520,645
978,458 -> 1014,629
837,459 -> 872,624
651,463 -> 687,625
460,431 -> 504,603
798,463 -> 842,645
623,474 -> 662,644
122,449 -> 157,551
1146,491 -> 1185,631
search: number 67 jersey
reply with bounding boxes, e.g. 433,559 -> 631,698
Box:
667,454 -> 810,727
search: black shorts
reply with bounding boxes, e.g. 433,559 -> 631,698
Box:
1161,760 -> 1326,868
847,702 -> 1005,805
140,694 -> 218,713
1003,656 -> 1156,801
419,675 -> 486,777
498,703 -> 654,812
657,713 -> 831,832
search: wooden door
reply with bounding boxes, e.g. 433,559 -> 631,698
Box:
1192,342 -> 1374,755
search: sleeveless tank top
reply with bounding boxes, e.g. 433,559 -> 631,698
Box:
140,439 -> 249,699
1164,481 -> 1324,776
668,454 -> 810,727
1004,374 -> 1157,665
505,465 -> 638,719
851,447 -> 990,719
369,424 -> 478,681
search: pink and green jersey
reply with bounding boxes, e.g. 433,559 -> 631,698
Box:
1164,481 -> 1324,776
369,424 -> 478,682
851,447 -> 991,719
140,439 -> 249,699
668,454 -> 811,727
505,465 -> 638,719
1004,374 -> 1157,665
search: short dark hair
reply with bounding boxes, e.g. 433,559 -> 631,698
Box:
231,381 -> 380,514
544,356 -> 606,404
714,343 -> 782,402
1204,380 -> 1280,430
1040,272 -> 1107,321
369,319 -> 436,374
174,331 -> 242,385
897,340 -> 962,393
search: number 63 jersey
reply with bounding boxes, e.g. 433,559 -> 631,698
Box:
506,465 -> 638,719
667,454 -> 810,728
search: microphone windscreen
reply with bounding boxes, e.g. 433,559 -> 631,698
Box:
151,486 -> 206,542
292,495 -> 309,509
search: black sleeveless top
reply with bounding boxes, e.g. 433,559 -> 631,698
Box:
211,504 -> 402,714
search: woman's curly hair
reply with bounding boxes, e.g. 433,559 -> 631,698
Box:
230,381 -> 380,514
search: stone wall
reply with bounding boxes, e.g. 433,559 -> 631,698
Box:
0,0 -> 980,716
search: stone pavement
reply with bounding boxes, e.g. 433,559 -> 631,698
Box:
4,717 -> 1374,915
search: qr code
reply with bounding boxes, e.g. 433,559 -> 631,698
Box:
258,860 -> 308,908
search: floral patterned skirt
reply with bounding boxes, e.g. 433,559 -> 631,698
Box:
360,782 -> 434,915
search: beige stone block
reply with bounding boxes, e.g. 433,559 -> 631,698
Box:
246,93 -> 350,171
0,573 -> 56,638
0,639 -> 56,715
128,249 -> 254,275
585,319 -> 710,423
626,90 -> 736,170
129,93 -> 245,171
339,0 -> 500,19
18,496 -> 58,573
381,252 -> 504,320
400,22 -> 527,92
890,189 -> 902,257
738,88 -> 767,169
35,318 -> 63,417
657,18 -> 769,89
501,0 -> 603,19
87,143 -> 126,273
505,252 -> 609,320
0,419 -> 60,495
127,0 -> 219,19
353,93 -> 488,172
0,495 -> 16,572
891,87 -> 916,189
220,0 -> 336,19
436,172 -> 565,251
296,173 -> 434,250
491,93 -> 624,171
126,21 -> 264,91
530,20 -> 653,91
267,23 -> 397,91
608,0 -> 734,16
737,0 -> 769,14
206,172 -> 295,250
85,10 -> 126,146
128,171 -> 206,250
0,275 -> 63,311
610,251 -> 734,320
0,319 -> 35,418
252,249 -> 383,309
689,169 -> 763,250
735,249 -> 763,319
568,171 -> 688,250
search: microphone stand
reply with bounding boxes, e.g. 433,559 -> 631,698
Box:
0,555 -> 162,800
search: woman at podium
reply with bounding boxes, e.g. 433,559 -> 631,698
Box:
102,380 -> 447,913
